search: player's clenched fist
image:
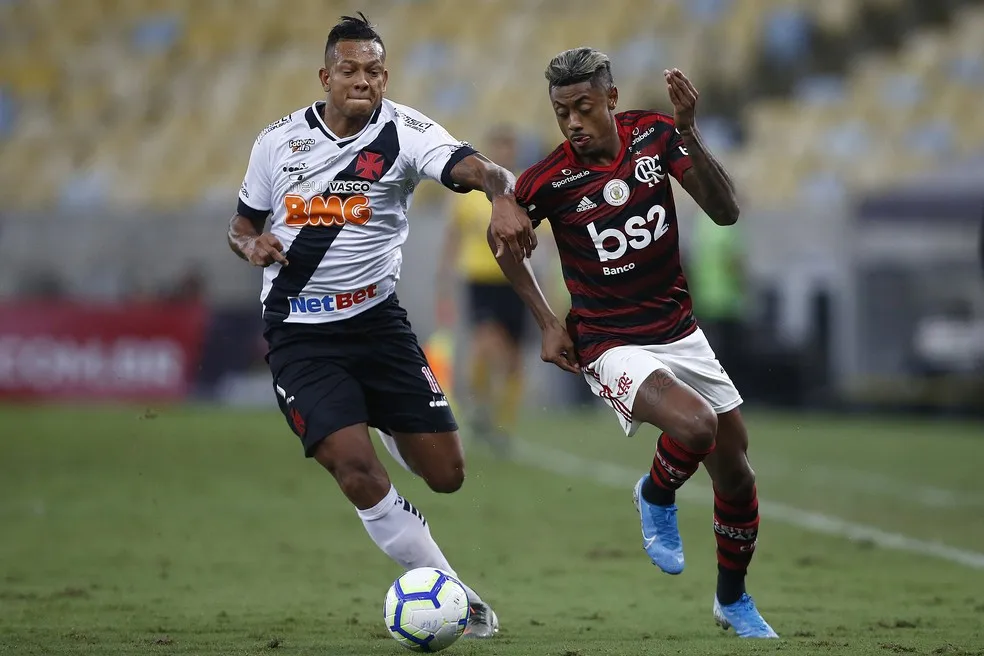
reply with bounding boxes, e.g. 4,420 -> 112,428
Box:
490,197 -> 538,261
541,319 -> 580,374
244,233 -> 289,267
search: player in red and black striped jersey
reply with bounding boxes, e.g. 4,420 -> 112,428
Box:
515,108 -> 696,364
492,48 -> 778,638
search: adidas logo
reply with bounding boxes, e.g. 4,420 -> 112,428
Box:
576,196 -> 597,212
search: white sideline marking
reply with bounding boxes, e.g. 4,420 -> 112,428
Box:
754,456 -> 984,509
513,440 -> 984,571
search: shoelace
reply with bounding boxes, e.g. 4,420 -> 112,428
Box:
733,595 -> 770,632
649,505 -> 681,549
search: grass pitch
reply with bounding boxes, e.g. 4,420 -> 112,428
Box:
1,404 -> 983,655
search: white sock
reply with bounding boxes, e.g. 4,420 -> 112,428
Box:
357,484 -> 483,604
375,429 -> 414,475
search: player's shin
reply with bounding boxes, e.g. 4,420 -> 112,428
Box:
355,484 -> 484,605
641,432 -> 713,506
713,485 -> 759,604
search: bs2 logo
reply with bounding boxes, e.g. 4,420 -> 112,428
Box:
283,181 -> 372,227
587,204 -> 669,266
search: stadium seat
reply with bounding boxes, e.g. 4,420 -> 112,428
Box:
2,0 -> 983,209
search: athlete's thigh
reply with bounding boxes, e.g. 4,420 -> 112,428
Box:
652,328 -> 743,415
362,339 -> 464,487
357,301 -> 458,437
271,356 -> 370,458
390,429 -> 465,487
583,345 -> 713,437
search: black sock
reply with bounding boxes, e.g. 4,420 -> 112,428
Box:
641,472 -> 675,506
716,564 -> 746,605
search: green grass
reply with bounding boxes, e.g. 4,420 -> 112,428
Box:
1,405 -> 983,655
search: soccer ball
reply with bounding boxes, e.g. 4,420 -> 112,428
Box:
383,567 -> 469,651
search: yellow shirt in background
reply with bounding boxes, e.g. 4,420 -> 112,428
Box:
451,190 -> 509,284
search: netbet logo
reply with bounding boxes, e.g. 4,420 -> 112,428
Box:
587,204 -> 669,275
288,284 -> 378,315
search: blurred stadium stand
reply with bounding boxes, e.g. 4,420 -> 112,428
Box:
0,0 -> 981,413
2,0 -> 984,208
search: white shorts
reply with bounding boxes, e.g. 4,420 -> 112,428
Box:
582,328 -> 742,437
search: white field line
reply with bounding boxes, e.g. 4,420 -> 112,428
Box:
752,456 -> 984,509
513,440 -> 984,571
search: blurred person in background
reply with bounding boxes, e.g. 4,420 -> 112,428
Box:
979,206 -> 983,279
689,208 -> 747,383
226,13 -> 538,640
162,266 -> 207,303
494,48 -> 777,638
436,125 -> 527,456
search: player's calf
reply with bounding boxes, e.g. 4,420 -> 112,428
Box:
709,456 -> 758,598
633,370 -> 717,506
713,485 -> 759,604
703,409 -> 759,606
312,427 -> 476,600
630,370 -> 717,574
633,430 -> 715,575
704,433 -> 769,630
421,466 -> 465,494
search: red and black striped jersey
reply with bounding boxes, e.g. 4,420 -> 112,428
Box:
516,110 -> 697,364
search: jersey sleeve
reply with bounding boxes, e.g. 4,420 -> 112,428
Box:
237,134 -> 274,222
664,123 -> 694,183
514,168 -> 549,228
399,109 -> 478,193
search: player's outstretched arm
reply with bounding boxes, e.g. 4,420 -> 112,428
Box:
486,226 -> 579,374
665,69 -> 739,226
450,153 -> 538,261
228,214 -> 288,267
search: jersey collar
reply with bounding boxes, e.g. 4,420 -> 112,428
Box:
305,101 -> 383,147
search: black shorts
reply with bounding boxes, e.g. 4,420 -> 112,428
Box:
466,282 -> 527,343
265,294 -> 457,457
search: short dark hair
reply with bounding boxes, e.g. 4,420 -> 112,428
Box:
544,47 -> 614,91
324,12 -> 385,63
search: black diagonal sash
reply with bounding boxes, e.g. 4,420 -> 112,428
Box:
263,120 -> 401,324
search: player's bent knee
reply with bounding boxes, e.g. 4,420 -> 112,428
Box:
675,407 -> 718,452
719,462 -> 756,500
417,442 -> 465,493
736,465 -> 756,497
423,459 -> 465,494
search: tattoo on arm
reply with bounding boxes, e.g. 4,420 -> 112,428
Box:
450,153 -> 515,201
228,214 -> 263,261
680,128 -> 739,226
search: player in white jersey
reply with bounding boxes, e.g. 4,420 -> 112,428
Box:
226,13 -> 536,639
